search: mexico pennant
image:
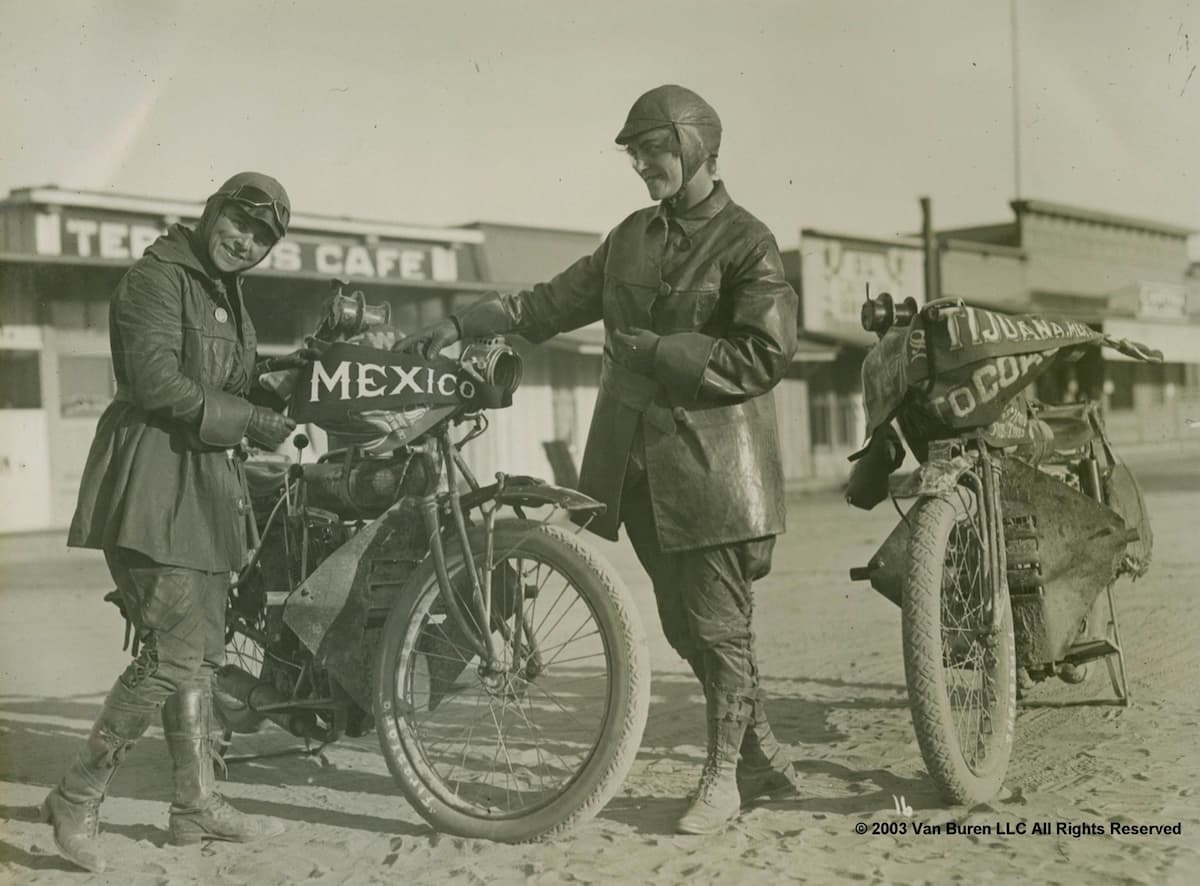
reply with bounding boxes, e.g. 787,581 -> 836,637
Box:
289,342 -> 493,426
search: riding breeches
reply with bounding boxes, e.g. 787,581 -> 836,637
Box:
619,470 -> 774,710
103,547 -> 230,705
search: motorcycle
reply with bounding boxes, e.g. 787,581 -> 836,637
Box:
846,290 -> 1159,806
216,282 -> 651,842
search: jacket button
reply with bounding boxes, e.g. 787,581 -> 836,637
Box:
672,407 -> 690,425
659,282 -> 673,297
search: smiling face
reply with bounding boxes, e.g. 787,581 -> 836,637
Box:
206,203 -> 276,273
624,127 -> 684,201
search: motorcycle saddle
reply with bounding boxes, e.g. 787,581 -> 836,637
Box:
1035,403 -> 1095,452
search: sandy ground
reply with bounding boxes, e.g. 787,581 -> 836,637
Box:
2,444 -> 1198,885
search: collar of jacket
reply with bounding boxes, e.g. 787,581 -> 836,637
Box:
647,179 -> 732,236
144,224 -> 235,291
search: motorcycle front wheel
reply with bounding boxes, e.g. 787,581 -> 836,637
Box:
902,486 -> 1016,805
374,519 -> 650,842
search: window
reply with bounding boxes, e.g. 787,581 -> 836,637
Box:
59,355 -> 115,417
1133,362 -> 1185,406
1104,362 -> 1134,411
837,397 -> 861,445
0,350 -> 42,409
809,391 -> 833,447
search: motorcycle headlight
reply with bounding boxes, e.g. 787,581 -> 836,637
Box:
460,337 -> 523,398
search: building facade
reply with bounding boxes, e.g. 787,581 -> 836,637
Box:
781,199 -> 1200,485
2,187 -> 1196,533
941,200 -> 1200,446
0,187 -> 499,533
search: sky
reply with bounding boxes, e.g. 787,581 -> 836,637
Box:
2,0 -> 1198,255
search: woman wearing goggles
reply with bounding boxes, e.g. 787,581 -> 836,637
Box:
46,171 -> 306,872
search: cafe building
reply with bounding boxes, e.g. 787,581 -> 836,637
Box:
0,185 -> 515,533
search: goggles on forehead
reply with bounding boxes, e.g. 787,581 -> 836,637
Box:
219,184 -> 290,234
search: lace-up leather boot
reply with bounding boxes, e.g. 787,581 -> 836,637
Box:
686,655 -> 798,805
41,679 -> 157,872
677,688 -> 749,835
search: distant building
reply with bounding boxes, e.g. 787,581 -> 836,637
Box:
780,199 -> 1200,482
942,199 -> 1200,447
1,187 -> 1195,532
0,186 -> 494,533
782,229 -> 926,480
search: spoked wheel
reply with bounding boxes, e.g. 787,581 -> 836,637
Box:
374,519 -> 650,842
902,486 -> 1016,805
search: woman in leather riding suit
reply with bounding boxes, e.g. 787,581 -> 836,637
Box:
396,85 -> 801,835
45,172 -> 310,872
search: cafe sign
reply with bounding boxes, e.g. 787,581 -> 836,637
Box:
34,210 -> 465,282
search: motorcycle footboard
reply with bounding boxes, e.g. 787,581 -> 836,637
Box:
850,509 -> 913,608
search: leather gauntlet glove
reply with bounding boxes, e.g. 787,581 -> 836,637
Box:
392,319 -> 460,360
392,293 -> 511,359
453,293 -> 512,339
246,406 -> 296,449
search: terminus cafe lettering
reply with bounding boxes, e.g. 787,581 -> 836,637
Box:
897,820 -> 1184,837
40,215 -> 459,281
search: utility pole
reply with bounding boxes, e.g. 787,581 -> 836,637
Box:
1010,0 -> 1022,199
921,196 -> 941,303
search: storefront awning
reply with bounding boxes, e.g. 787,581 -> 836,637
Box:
1104,318 -> 1200,363
0,252 -> 497,291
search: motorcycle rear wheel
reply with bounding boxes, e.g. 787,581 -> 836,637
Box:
374,519 -> 650,842
902,487 -> 1016,805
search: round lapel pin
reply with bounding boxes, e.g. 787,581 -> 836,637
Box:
214,307 -> 229,324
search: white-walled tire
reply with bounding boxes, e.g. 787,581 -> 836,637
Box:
374,520 -> 650,841
902,488 -> 1016,805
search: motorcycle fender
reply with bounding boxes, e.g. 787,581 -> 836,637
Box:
488,476 -> 606,514
892,450 -> 977,499
282,499 -> 429,712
